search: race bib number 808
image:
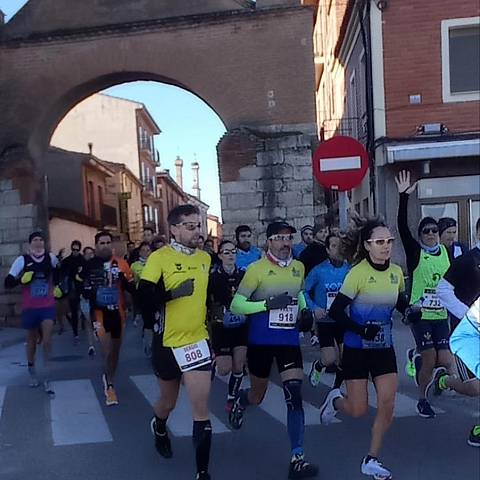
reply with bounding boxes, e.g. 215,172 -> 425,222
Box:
172,339 -> 211,372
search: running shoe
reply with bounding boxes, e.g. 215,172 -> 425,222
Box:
468,425 -> 480,447
425,367 -> 447,398
196,472 -> 211,480
288,453 -> 319,479
325,364 -> 338,374
361,456 -> 392,479
308,360 -> 324,388
43,380 -> 55,397
28,366 -> 40,388
88,345 -> 95,356
413,353 -> 422,387
405,348 -> 416,378
310,334 -> 319,347
73,336 -> 79,346
229,395 -> 245,430
320,388 -> 342,425
105,386 -> 119,406
416,398 -> 435,418
150,417 -> 173,458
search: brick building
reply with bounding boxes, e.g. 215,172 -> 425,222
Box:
308,0 -> 479,248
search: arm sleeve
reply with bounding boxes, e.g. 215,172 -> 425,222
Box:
436,278 -> 469,319
304,269 -> 320,311
397,193 -> 421,274
329,292 -> 364,335
298,291 -> 307,311
8,256 -> 25,278
230,294 -> 267,315
395,271 -> 408,314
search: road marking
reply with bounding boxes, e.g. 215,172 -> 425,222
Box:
50,380 -> 113,446
303,362 -> 445,417
216,373 -> 341,425
131,374 -> 230,436
0,386 -> 6,420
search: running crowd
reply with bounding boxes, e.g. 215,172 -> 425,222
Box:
3,170 -> 479,480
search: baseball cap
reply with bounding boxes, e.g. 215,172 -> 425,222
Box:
266,221 -> 297,238
28,231 -> 45,243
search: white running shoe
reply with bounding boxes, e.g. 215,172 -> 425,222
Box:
44,380 -> 55,398
361,456 -> 392,479
319,388 -> 342,425
28,366 -> 40,388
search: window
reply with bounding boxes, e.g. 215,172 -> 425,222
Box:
87,180 -> 95,218
442,17 -> 480,102
97,185 -> 103,221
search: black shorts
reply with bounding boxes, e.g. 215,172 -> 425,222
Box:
247,345 -> 303,379
342,346 -> 397,380
411,319 -> 450,352
151,334 -> 212,381
211,322 -> 248,356
316,322 -> 344,348
93,309 -> 124,339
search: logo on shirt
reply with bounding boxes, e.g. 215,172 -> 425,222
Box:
292,267 -> 301,278
368,276 -> 376,284
390,273 -> 399,285
175,263 -> 182,271
268,270 -> 276,276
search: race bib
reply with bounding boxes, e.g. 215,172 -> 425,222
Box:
326,292 -> 338,311
172,339 -> 211,372
422,288 -> 443,311
96,287 -> 119,308
223,310 -> 246,328
362,322 -> 392,349
268,303 -> 299,330
30,279 -> 49,298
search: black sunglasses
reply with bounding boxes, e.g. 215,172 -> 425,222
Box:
422,227 -> 439,235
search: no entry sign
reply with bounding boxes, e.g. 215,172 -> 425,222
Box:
313,136 -> 369,191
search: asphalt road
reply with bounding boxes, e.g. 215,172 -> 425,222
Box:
0,321 -> 478,480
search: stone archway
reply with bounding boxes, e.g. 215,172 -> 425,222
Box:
0,0 -> 318,321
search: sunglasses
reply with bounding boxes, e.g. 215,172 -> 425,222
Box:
175,222 -> 201,231
367,237 -> 395,246
72,248 -> 80,252
421,227 -> 439,235
269,234 -> 294,241
220,249 -> 237,255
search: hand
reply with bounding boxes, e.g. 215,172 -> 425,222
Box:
54,286 -> 64,299
403,306 -> 422,325
296,308 -> 314,333
209,304 -> 224,322
265,293 -> 293,310
20,271 -> 34,285
395,170 -> 417,195
314,308 -> 327,321
362,324 -> 381,340
171,279 -> 194,299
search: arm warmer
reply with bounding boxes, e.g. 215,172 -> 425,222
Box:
398,193 -> 421,276
437,278 -> 469,320
230,294 -> 267,316
4,274 -> 19,289
328,292 -> 364,335
395,291 -> 409,315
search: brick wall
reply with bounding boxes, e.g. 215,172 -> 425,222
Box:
383,0 -> 479,137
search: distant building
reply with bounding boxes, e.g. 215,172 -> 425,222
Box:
207,214 -> 222,249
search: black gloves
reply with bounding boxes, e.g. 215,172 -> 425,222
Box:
170,279 -> 195,300
361,324 -> 381,340
265,293 -> 293,310
296,308 -> 314,333
402,306 -> 422,325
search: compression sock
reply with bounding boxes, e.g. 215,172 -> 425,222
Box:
193,420 -> 212,474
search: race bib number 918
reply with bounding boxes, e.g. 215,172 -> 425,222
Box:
269,303 -> 299,330
172,339 -> 211,372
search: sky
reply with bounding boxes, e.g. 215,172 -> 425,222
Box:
0,0 -> 226,217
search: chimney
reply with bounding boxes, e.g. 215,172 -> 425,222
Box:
88,142 -> 93,155
175,155 -> 184,189
191,161 -> 200,200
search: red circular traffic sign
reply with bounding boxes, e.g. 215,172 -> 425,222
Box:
312,136 -> 369,191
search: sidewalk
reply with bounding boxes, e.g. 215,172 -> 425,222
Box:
0,327 -> 25,350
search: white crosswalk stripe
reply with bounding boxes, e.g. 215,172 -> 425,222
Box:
50,379 -> 113,446
131,374 -> 230,436
303,361 -> 445,417
215,373 -> 341,424
0,385 -> 6,421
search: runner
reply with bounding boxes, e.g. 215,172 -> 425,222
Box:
435,217 -> 480,446
228,221 -> 318,479
207,240 -> 246,412
293,225 -> 314,259
138,204 -> 213,480
235,225 -> 263,271
60,240 -> 85,344
396,170 -> 454,418
305,234 -> 350,389
77,231 -> 134,406
79,246 -> 96,356
4,231 -> 61,396
319,217 -> 407,480
438,217 -> 467,262
299,223 -> 328,276
131,242 -> 153,356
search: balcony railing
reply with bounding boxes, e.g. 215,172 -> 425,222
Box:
320,114 -> 368,145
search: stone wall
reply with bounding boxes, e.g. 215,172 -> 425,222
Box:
218,126 -> 324,247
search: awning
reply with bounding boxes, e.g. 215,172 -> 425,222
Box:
386,138 -> 480,163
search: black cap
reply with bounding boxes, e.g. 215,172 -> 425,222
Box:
28,231 -> 44,243
418,217 -> 438,236
438,217 -> 456,236
266,221 -> 297,238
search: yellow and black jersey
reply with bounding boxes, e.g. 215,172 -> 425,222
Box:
141,246 -> 211,348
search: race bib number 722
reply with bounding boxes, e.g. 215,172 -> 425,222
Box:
172,339 -> 211,372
